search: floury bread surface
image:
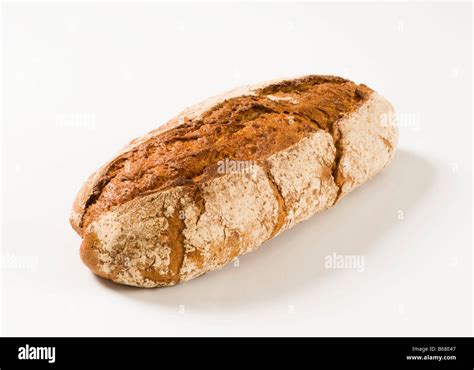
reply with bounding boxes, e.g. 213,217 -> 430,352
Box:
70,75 -> 398,287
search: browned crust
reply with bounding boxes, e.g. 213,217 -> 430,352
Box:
71,75 -> 371,235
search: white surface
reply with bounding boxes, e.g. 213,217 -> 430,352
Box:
1,2 -> 472,336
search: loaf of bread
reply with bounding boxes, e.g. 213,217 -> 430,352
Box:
70,75 -> 398,287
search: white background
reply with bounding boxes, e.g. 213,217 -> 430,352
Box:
1,2 -> 472,336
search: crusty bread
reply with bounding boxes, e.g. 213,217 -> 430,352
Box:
70,75 -> 398,287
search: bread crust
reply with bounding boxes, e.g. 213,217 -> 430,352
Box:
70,77 -> 294,235
71,76 -> 398,287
